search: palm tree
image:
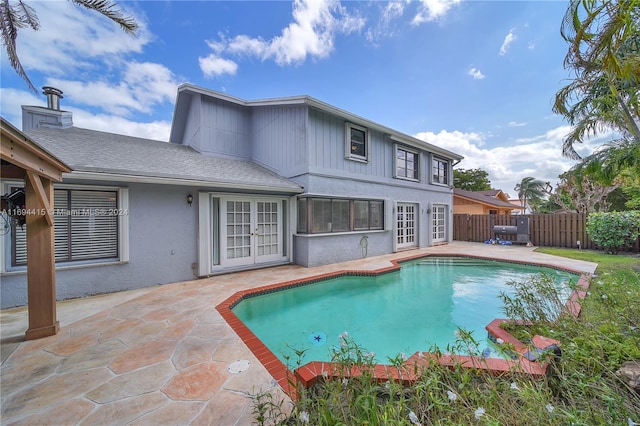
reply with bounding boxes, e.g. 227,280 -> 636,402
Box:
1,0 -> 138,93
553,0 -> 640,160
515,177 -> 546,214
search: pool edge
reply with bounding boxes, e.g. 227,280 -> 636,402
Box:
215,253 -> 592,397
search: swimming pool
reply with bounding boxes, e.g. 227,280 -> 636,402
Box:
232,257 -> 577,365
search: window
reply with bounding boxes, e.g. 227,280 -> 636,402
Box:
7,185 -> 127,268
395,145 -> 419,180
345,123 -> 368,161
432,157 -> 449,185
297,197 -> 384,234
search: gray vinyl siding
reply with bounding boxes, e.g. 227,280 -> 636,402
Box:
251,105 -> 309,177
182,95 -> 201,150
308,108 -> 388,179
190,95 -> 252,159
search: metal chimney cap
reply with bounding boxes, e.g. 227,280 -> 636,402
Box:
42,86 -> 63,110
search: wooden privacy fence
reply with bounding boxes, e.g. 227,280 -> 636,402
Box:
453,213 -> 640,252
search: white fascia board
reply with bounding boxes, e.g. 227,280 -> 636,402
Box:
178,83 -> 308,108
64,171 -> 303,193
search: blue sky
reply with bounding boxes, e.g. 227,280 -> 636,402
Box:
0,0 -> 611,197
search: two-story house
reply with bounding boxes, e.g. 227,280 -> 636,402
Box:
0,84 -> 463,308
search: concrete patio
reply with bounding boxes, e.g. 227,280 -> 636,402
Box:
0,242 -> 598,425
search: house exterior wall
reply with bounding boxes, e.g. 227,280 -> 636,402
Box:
182,95 -> 201,150
185,94 -> 252,158
253,103 -> 457,267
250,105 -> 309,176
291,170 -> 453,267
1,181 -> 199,309
308,109 -> 388,178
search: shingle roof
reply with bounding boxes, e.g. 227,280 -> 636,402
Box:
453,188 -> 517,209
25,126 -> 302,192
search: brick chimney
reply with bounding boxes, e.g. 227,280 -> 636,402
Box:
22,86 -> 73,132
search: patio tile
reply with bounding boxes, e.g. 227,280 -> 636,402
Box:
116,321 -> 169,348
212,337 -> 253,363
191,388 -> 255,425
108,302 -> 155,320
223,362 -> 276,395
98,318 -> 144,342
43,333 -> 97,357
58,340 -> 127,373
143,306 -> 178,321
86,361 -> 174,403
1,368 -> 113,421
127,400 -> 204,426
5,398 -> 95,426
171,336 -> 219,370
108,340 -> 178,374
0,348 -> 62,392
162,361 -> 227,401
160,318 -> 197,340
80,392 -> 169,425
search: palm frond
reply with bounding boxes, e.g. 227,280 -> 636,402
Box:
0,0 -> 37,93
69,0 -> 138,34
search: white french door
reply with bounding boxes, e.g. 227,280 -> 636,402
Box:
221,198 -> 282,267
396,203 -> 417,249
432,204 -> 447,244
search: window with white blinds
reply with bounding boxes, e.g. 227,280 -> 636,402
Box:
12,189 -> 119,265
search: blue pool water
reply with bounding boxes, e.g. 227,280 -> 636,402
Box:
233,257 -> 576,365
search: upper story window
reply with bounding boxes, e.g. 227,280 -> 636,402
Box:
2,183 -> 129,271
345,123 -> 368,162
432,157 -> 449,185
395,145 -> 419,181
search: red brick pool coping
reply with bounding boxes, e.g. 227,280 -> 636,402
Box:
215,253 -> 591,396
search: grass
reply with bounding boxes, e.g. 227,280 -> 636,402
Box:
252,248 -> 640,425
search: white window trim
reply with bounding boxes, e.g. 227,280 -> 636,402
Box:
0,181 -> 129,273
345,122 -> 369,162
431,155 -> 450,186
394,144 -> 420,182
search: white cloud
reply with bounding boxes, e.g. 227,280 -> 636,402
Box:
72,109 -> 171,141
14,1 -> 151,76
413,127 -> 594,197
44,62 -> 180,116
200,0 -> 365,75
508,121 -> 527,127
468,67 -> 485,80
0,87 -> 170,141
412,0 -> 461,25
0,88 -> 43,126
499,28 -> 517,56
366,1 -> 407,42
199,54 -> 239,77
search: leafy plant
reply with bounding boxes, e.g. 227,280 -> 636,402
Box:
586,211 -> 640,254
500,273 -> 573,325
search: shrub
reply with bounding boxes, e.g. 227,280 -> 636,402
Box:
586,211 -> 640,254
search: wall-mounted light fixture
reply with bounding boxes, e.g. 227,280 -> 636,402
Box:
426,208 -> 432,214
187,194 -> 193,207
